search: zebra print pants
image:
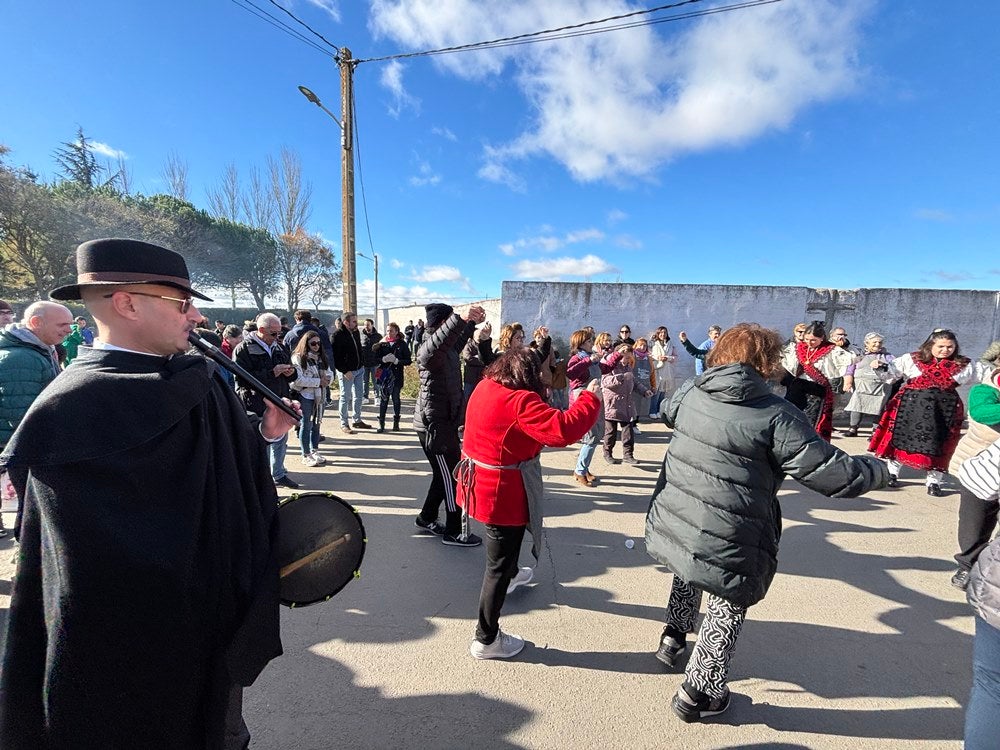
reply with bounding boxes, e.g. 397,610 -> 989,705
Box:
665,575 -> 748,699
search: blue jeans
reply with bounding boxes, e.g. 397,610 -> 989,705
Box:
269,434 -> 288,481
574,388 -> 603,475
338,368 -> 364,426
967,615 -> 1000,749
649,391 -> 666,418
298,397 -> 321,455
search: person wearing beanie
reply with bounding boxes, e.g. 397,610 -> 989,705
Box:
413,302 -> 486,547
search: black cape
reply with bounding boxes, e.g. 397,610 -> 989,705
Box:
0,348 -> 282,749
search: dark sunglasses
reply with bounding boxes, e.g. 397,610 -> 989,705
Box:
103,291 -> 193,314
308,340 -> 321,346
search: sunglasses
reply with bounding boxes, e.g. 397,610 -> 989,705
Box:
620,329 -> 630,333
104,291 -> 194,314
308,340 -> 321,347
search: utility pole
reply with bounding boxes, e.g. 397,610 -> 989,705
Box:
340,47 -> 357,316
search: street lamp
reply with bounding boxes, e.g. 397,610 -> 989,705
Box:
298,55 -> 358,315
357,251 -> 378,327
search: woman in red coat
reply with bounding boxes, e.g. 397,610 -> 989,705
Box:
457,347 -> 600,660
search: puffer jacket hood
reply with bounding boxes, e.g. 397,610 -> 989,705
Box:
694,362 -> 774,403
1,324 -> 49,353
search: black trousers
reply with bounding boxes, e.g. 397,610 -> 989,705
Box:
417,429 -> 462,535
476,524 -> 526,644
955,486 -> 1000,570
378,385 -> 402,424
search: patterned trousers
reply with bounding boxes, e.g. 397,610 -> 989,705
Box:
665,575 -> 748,699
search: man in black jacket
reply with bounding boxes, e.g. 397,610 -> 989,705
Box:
413,302 -> 485,547
0,238 -> 298,748
359,318 -> 382,404
332,311 -> 370,433
283,309 -> 320,352
234,312 -> 300,489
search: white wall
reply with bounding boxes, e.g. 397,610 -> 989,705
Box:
502,281 -> 1000,380
381,298 -> 502,334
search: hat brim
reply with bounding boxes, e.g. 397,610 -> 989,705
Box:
50,280 -> 213,303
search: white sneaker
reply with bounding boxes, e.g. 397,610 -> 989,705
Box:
310,451 -> 326,465
301,454 -> 318,467
507,566 -> 534,594
469,629 -> 525,660
633,424 -> 642,435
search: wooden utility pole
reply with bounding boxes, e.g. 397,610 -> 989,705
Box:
340,47 -> 357,316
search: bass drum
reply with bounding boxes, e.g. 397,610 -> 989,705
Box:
276,492 -> 367,608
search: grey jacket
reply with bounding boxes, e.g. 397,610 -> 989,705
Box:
969,540 -> 1000,630
645,363 -> 888,608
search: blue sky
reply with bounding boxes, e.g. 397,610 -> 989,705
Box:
2,1 -> 998,310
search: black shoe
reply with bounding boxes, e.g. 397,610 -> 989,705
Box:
392,421 -> 401,432
274,475 -> 300,490
927,483 -> 942,497
622,455 -> 639,466
844,427 -> 858,437
887,474 -> 898,488
671,683 -> 731,723
414,516 -> 446,536
655,632 -> 686,668
603,453 -> 620,465
442,532 -> 482,548
317,436 -> 327,443
951,568 -> 971,591
376,426 -> 385,434
353,420 -> 372,429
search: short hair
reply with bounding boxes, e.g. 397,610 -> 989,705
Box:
279,316 -> 288,325
708,325 -> 722,335
498,323 -> 524,351
569,329 -> 593,352
483,347 -> 546,399
311,317 -> 321,325
342,311 -> 357,322
256,312 -> 280,328
364,318 -> 374,326
294,309 -> 311,322
706,323 -> 784,379
215,319 -> 225,326
223,324 -> 242,339
75,316 -> 87,324
916,329 -> 968,365
387,321 -> 400,334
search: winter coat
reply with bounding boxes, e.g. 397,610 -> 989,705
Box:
645,362 -> 888,608
282,322 -> 320,353
970,540 -> 1000,631
61,325 -> 84,366
651,340 -> 677,393
566,350 -> 614,392
601,352 -> 645,422
332,327 -> 363,373
950,379 -> 1000,474
413,314 -> 476,432
232,335 -> 294,417
291,353 -> 333,401
458,380 -> 600,525
360,327 -> 383,367
461,337 -> 489,388
0,327 -> 61,447
372,334 -> 412,385
633,351 -> 653,391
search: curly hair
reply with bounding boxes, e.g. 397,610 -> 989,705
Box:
483,347 -> 546,398
498,322 -> 524,352
706,323 -> 784,379
594,331 -> 613,351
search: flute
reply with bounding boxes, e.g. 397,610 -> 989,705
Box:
187,331 -> 301,422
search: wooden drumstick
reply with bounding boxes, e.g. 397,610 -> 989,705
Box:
280,533 -> 351,578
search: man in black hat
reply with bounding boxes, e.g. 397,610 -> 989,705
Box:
413,302 -> 486,547
0,238 -> 298,749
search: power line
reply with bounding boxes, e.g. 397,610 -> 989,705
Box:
351,90 -> 378,265
263,0 -> 341,55
357,0 -> 781,64
228,0 -> 335,58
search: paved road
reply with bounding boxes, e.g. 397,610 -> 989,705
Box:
0,400 -> 973,749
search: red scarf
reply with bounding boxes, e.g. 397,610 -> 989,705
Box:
796,341 -> 836,439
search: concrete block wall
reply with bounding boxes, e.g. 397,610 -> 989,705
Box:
381,299 -> 502,335
501,281 -> 1000,381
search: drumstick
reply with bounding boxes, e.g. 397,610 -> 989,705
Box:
280,533 -> 351,578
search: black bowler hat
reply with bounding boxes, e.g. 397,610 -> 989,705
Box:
49,238 -> 212,302
425,303 -> 454,329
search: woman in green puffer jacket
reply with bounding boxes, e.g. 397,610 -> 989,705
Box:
645,322 -> 888,723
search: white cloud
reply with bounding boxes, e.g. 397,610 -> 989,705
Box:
409,157 -> 442,187
380,60 -> 420,117
390,258 -> 405,269
499,226 -> 604,256
89,141 -> 127,159
513,254 -> 618,280
607,209 -> 627,225
370,0 -> 869,184
614,234 -> 643,250
412,265 -> 464,283
304,0 -> 340,21
432,126 -> 458,141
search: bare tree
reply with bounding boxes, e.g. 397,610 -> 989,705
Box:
267,148 -> 312,236
243,166 -> 273,231
161,151 -> 189,201
115,154 -> 133,195
207,163 -> 242,222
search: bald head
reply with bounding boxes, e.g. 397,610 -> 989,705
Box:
24,301 -> 74,346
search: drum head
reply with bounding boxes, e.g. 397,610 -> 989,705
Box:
276,492 -> 367,608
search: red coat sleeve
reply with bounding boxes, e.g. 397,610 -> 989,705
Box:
514,390 -> 600,447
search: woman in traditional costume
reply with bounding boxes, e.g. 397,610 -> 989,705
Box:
869,329 -> 978,496
780,320 -> 854,441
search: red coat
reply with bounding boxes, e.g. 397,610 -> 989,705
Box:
458,379 -> 600,526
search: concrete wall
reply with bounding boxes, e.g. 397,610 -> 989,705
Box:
502,281 -> 1000,380
380,298 -> 502,335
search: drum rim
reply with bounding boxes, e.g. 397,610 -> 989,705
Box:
277,490 -> 367,607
